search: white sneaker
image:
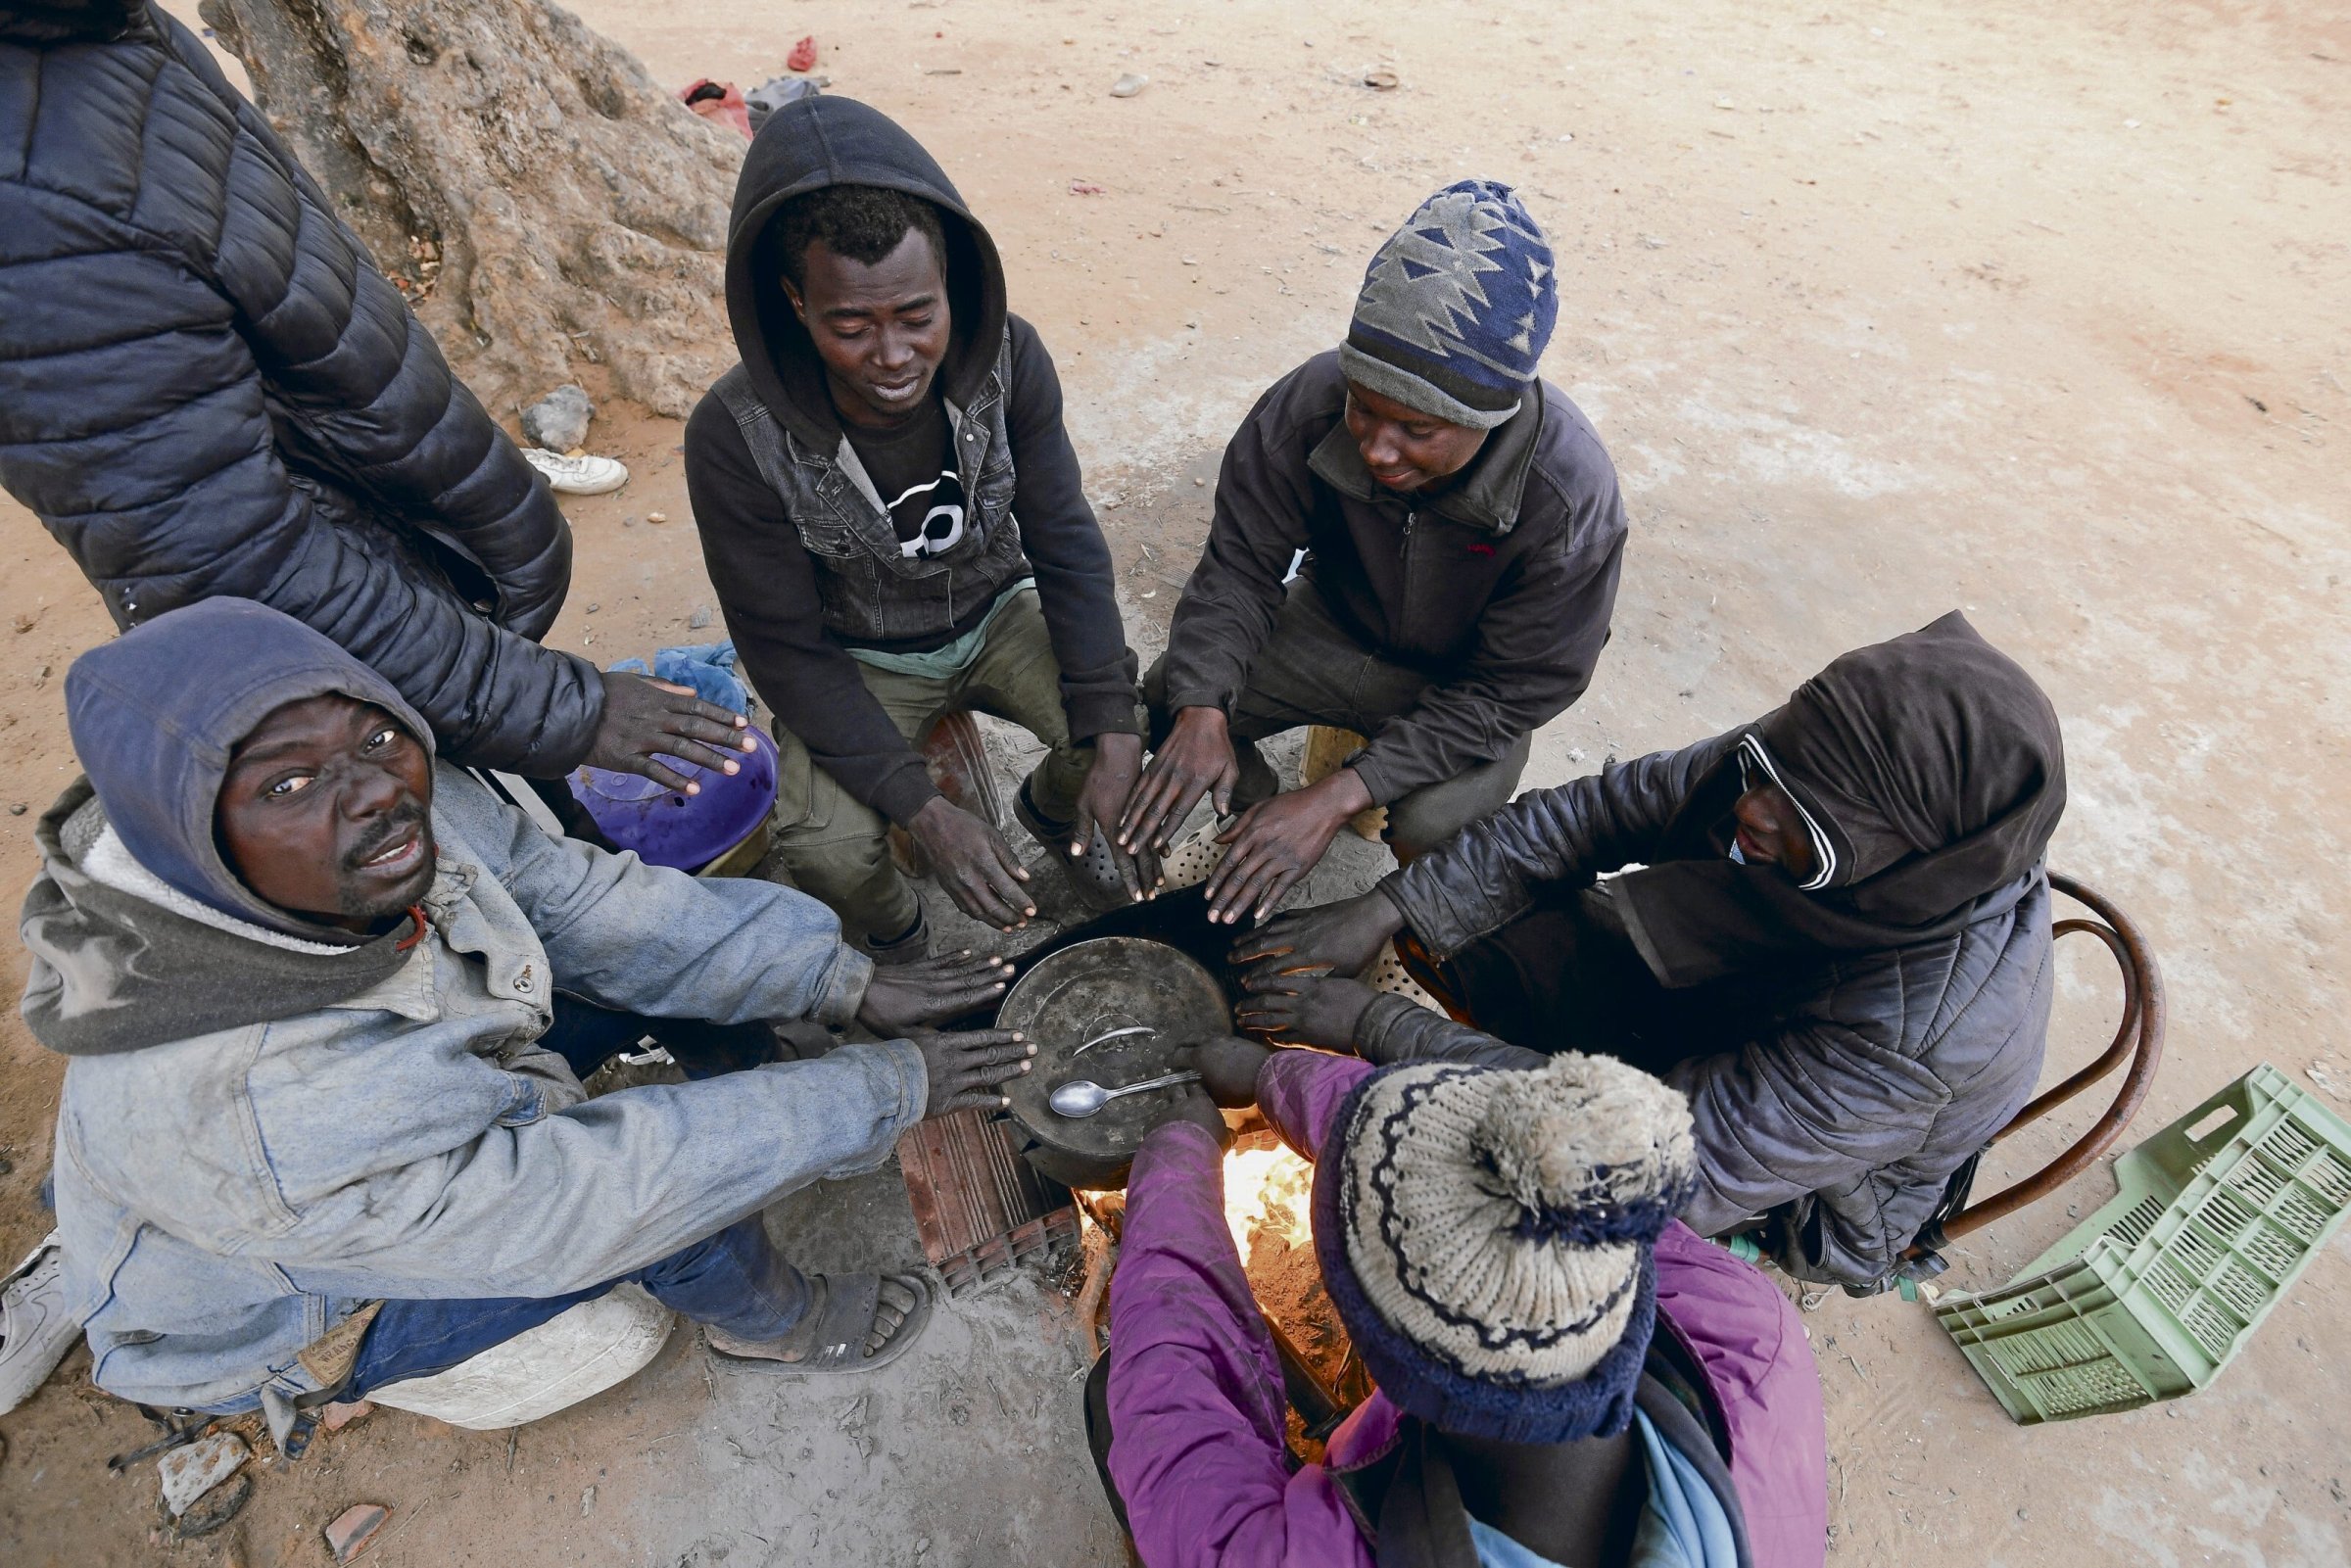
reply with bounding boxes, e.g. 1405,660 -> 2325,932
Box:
0,1231 -> 79,1414
521,447 -> 629,497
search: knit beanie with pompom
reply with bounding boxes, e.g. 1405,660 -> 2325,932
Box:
1311,1054 -> 1697,1445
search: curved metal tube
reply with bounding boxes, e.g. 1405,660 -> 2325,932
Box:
1936,873 -> 2167,1241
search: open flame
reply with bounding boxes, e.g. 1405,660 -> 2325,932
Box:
1223,1142 -> 1316,1267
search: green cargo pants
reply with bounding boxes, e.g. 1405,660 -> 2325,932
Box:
767,588 -> 1100,943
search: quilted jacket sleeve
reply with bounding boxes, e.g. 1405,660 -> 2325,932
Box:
0,21 -> 602,774
1381,730 -> 1742,958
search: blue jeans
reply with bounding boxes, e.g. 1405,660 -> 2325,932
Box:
345,1212 -> 811,1398
343,999 -> 810,1398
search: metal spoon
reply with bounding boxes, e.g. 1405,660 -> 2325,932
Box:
1048,1070 -> 1202,1117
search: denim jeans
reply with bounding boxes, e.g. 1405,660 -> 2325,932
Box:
345,1212 -> 811,1399
343,997 -> 811,1398
538,993 -> 784,1081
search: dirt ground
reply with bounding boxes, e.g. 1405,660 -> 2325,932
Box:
4,0 -> 2349,1563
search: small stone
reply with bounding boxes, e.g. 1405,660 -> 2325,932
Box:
689,605 -> 713,630
520,384 -> 594,452
622,515 -> 639,528
585,602 -> 600,614
1363,68 -> 1399,90
159,1431 -> 249,1517
1109,72 -> 1147,98
319,1400 -> 373,1432
646,511 -> 669,525
7,803 -> 24,815
325,1502 -> 391,1563
580,1484 -> 597,1517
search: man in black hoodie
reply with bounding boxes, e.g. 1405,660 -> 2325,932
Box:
687,97 -> 1145,956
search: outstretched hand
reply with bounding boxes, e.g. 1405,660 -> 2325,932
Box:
1236,969 -> 1380,1051
1069,732 -> 1154,902
1201,771 -> 1371,926
1158,1084 -> 1236,1150
1230,890 -> 1406,981
1174,1035 -> 1276,1108
587,673 -> 755,793
856,949 -> 1015,1036
1119,707 -> 1239,856
912,1027 -> 1037,1117
912,797 -> 1035,930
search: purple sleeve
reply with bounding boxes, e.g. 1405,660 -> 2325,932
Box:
1105,1121 -> 1372,1568
1259,1049 -> 1376,1161
1653,1222 -> 1829,1568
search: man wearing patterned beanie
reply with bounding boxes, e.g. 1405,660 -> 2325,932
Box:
1118,180 -> 1627,927
1086,1038 -> 1827,1567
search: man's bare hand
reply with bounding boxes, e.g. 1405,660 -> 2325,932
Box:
911,797 -> 1035,930
1231,890 -> 1406,981
1202,771 -> 1370,926
1174,1035 -> 1276,1109
1070,732 -> 1153,902
1119,707 -> 1239,855
1235,970 -> 1380,1051
587,673 -> 754,793
912,1028 -> 1037,1117
1158,1084 -> 1236,1150
856,949 -> 1015,1036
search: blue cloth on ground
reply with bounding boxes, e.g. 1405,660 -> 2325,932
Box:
609,641 -> 750,715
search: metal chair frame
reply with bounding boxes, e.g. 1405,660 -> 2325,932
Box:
1929,872 -> 2168,1244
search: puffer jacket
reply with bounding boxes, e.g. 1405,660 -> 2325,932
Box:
1375,733 -> 2055,1287
0,3 -> 600,773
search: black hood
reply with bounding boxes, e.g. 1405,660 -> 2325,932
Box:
0,0 -> 151,44
723,94 -> 1009,450
1615,612 -> 2065,987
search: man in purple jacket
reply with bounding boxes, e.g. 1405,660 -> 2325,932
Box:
1091,1038 -> 1826,1568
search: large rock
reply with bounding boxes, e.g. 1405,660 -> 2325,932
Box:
158,1430 -> 249,1517
520,384 -> 595,452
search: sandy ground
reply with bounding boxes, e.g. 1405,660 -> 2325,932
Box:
4,0 -> 2350,1563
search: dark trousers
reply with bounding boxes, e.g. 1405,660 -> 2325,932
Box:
537,993 -> 786,1081
342,998 -> 809,1398
1444,886 -> 1719,1079
1142,578 -> 1530,857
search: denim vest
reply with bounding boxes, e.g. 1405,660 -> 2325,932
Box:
710,333 -> 1032,644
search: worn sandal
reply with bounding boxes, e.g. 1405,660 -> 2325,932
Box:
705,1271 -> 934,1374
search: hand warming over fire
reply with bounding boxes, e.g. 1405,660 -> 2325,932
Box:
1235,969 -> 1379,1050
1176,1035 -> 1275,1108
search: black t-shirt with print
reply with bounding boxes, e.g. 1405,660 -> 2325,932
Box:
842,396 -> 968,559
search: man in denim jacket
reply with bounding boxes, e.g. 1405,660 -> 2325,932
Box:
20,600 -> 1032,1424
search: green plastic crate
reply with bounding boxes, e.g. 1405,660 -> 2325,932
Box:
1935,1064 -> 2351,1423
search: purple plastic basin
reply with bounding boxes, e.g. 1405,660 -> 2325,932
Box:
565,725 -> 779,871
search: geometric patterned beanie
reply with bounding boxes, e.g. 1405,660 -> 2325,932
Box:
1338,178 -> 1559,431
1311,1054 -> 1697,1445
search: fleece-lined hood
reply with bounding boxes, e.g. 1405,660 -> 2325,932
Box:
21,600 -> 438,1055
722,94 -> 1009,451
63,598 -> 436,942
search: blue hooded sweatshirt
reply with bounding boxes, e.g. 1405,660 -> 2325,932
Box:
22,599 -> 433,1052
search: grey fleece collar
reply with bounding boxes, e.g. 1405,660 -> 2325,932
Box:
1305,381 -> 1548,537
